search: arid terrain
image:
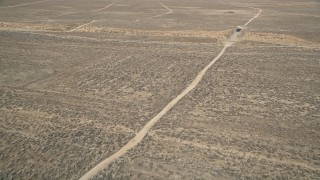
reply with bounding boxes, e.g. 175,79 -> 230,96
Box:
0,0 -> 319,179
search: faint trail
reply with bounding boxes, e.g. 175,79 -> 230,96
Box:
57,3 -> 114,17
136,1 -> 173,21
91,3 -> 114,12
242,6 -> 262,27
67,3 -> 114,32
149,132 -> 320,172
3,29 -> 318,49
0,0 -> 50,9
0,30 -> 99,41
69,20 -> 97,32
219,2 -> 262,28
53,12 -> 75,18
1,38 -> 319,49
264,9 -> 320,18
80,3 -> 263,178
28,8 -> 65,12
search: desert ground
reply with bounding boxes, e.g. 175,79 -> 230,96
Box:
0,0 -> 320,179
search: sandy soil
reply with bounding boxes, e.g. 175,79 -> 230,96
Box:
0,0 -> 319,179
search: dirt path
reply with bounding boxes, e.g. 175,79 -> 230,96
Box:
218,2 -> 262,28
0,0 -> 50,9
60,2 -> 115,17
79,46 -> 229,180
79,3 -> 263,180
91,3 -> 114,12
67,3 -> 114,32
69,20 -> 97,32
69,1 -> 172,31
136,1 -> 173,21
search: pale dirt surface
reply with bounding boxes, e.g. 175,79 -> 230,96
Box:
242,32 -> 320,47
103,46 -> 320,179
0,0 -> 320,179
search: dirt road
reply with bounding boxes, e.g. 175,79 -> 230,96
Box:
79,3 -> 263,179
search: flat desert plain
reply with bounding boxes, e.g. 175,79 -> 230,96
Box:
0,0 -> 319,179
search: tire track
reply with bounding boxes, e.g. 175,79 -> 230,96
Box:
135,1 -> 173,22
149,132 -> 320,172
2,2 -> 114,29
218,2 -> 262,28
66,3 -> 114,32
91,3 -> 114,12
59,2 -> 114,17
69,20 -> 97,32
0,0 -> 50,9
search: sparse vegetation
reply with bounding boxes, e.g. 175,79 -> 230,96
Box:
0,0 -> 319,179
